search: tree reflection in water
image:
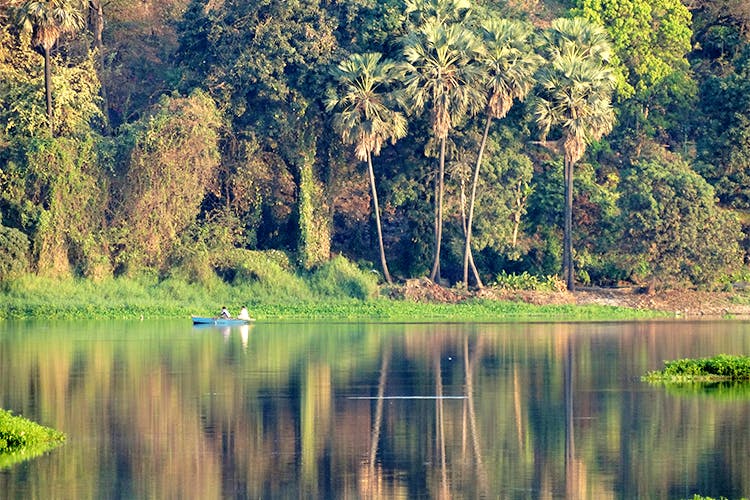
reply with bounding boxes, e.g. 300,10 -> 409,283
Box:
1,320 -> 750,498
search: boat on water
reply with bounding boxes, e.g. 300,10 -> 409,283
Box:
191,315 -> 254,326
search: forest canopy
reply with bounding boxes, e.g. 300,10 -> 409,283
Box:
0,0 -> 748,291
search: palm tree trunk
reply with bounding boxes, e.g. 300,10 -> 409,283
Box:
367,153 -> 393,284
563,156 -> 574,291
463,116 -> 492,288
430,139 -> 446,282
44,47 -> 53,135
459,181 -> 483,289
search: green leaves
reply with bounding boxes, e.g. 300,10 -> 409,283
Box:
0,408 -> 65,469
326,52 -> 407,161
644,354 -> 750,382
534,17 -> 616,164
401,19 -> 485,139
618,151 -> 743,287
113,90 -> 222,273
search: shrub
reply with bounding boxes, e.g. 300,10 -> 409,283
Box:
309,255 -> 379,300
0,408 -> 65,469
493,271 -> 565,292
0,225 -> 29,281
644,354 -> 750,381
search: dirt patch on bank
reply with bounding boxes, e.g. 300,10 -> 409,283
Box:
392,279 -> 750,318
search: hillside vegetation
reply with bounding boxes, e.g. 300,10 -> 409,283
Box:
1,0 -> 750,293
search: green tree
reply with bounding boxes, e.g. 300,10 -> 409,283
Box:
462,17 -> 541,288
13,0 -> 85,134
696,46 -> 750,209
176,0 -> 339,267
401,15 -> 484,282
112,90 -> 222,273
534,18 -> 616,291
326,53 -> 408,284
575,0 -> 693,146
618,149 -> 743,288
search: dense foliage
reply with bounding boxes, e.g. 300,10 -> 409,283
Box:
0,0 -> 748,290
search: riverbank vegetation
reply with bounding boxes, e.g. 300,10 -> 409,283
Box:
0,270 -> 663,321
2,0 -> 750,297
0,408 -> 65,469
644,354 -> 750,382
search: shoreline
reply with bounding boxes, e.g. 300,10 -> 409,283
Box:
1,275 -> 747,321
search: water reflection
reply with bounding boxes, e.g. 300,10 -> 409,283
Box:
1,320 -> 750,498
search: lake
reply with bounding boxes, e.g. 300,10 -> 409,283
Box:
1,319 -> 749,499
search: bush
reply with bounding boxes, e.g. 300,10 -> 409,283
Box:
309,255 -> 379,300
0,225 -> 29,281
0,408 -> 65,469
644,354 -> 750,381
493,271 -> 565,291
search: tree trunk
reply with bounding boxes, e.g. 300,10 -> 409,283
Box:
459,179 -> 483,289
430,138 -> 446,282
89,0 -> 110,132
511,180 -> 525,248
297,153 -> 331,269
44,47 -> 53,135
563,156 -> 575,291
367,153 -> 392,284
463,116 -> 492,288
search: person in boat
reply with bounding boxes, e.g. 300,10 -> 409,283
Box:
238,306 -> 250,320
220,306 -> 231,319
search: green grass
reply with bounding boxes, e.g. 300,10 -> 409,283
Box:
643,354 -> 750,382
0,409 -> 66,469
0,274 -> 665,321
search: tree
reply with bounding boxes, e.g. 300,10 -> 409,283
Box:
326,53 -> 408,284
618,149 -> 743,288
14,0 -> 85,134
462,17 -> 541,288
112,90 -> 222,273
176,0 -> 339,268
401,16 -> 484,282
575,0 -> 693,147
534,18 -> 616,291
696,46 -> 750,209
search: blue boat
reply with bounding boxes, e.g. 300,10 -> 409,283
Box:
191,315 -> 254,326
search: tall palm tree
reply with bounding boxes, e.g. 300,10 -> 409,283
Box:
462,18 -> 542,288
14,0 -> 85,134
402,18 -> 485,282
534,18 -> 616,291
326,53 -> 407,284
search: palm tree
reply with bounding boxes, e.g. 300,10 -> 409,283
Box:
14,0 -> 85,134
404,0 -> 472,25
326,53 -> 407,284
462,18 -> 542,288
402,18 -> 485,282
534,18 -> 616,291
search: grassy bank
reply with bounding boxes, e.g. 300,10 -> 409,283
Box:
0,274 -> 664,321
0,409 -> 65,469
644,354 -> 750,382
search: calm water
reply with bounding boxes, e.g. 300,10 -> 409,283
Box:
1,319 -> 750,499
